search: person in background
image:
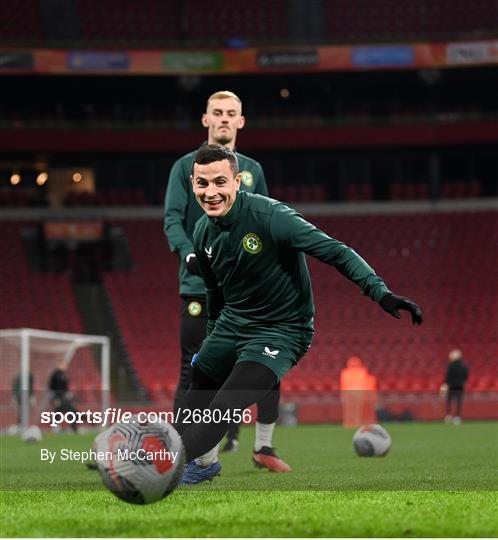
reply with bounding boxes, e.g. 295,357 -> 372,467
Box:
164,90 -> 290,474
339,356 -> 377,427
48,361 -> 79,433
440,349 -> 469,425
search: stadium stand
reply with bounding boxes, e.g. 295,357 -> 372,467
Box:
0,0 -> 42,44
77,0 -> 182,47
1,0 -> 496,47
64,188 -> 147,207
93,211 -> 498,400
0,0 -> 496,424
0,176 -> 489,208
182,0 -> 287,47
325,0 -> 498,43
103,220 -> 181,400
0,221 -> 102,399
290,211 -> 497,396
0,189 -> 36,208
390,182 -> 430,201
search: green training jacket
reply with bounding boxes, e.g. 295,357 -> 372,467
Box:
193,191 -> 391,331
164,146 -> 268,296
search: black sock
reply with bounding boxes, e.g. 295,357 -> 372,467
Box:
182,362 -> 277,462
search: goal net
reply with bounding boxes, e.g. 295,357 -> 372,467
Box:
0,328 -> 110,431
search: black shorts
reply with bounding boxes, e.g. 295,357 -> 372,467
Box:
195,315 -> 313,383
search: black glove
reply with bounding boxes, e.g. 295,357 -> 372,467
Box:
185,253 -> 201,276
379,293 -> 423,325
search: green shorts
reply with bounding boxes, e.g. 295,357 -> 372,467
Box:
194,316 -> 314,383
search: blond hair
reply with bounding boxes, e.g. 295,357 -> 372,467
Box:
207,90 -> 242,110
449,349 -> 462,362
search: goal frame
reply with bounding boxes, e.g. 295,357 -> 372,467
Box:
0,327 -> 110,430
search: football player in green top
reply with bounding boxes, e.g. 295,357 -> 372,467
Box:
178,144 -> 423,485
165,91 -> 290,476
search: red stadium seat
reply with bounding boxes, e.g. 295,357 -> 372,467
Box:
4,210 -> 496,403
0,222 -> 103,395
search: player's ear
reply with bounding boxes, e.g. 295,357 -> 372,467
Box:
234,173 -> 242,191
190,175 -> 195,189
237,115 -> 246,129
201,113 -> 209,128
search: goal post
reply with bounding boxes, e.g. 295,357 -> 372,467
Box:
0,328 -> 110,431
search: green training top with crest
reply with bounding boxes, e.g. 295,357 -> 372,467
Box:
164,146 -> 268,297
193,191 -> 391,332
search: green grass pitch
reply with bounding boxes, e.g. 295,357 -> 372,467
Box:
1,422 -> 497,537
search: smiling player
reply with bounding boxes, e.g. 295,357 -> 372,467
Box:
165,92 -> 291,482
176,144 -> 423,483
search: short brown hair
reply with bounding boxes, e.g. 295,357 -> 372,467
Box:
192,144 -> 239,178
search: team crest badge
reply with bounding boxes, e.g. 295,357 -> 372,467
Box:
188,301 -> 202,317
242,233 -> 262,254
241,171 -> 254,187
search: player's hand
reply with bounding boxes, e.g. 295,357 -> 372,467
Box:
185,253 -> 201,276
379,293 -> 423,325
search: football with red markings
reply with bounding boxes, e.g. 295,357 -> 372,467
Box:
93,417 -> 185,504
353,424 -> 391,457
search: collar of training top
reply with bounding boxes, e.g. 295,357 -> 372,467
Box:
209,191 -> 243,228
